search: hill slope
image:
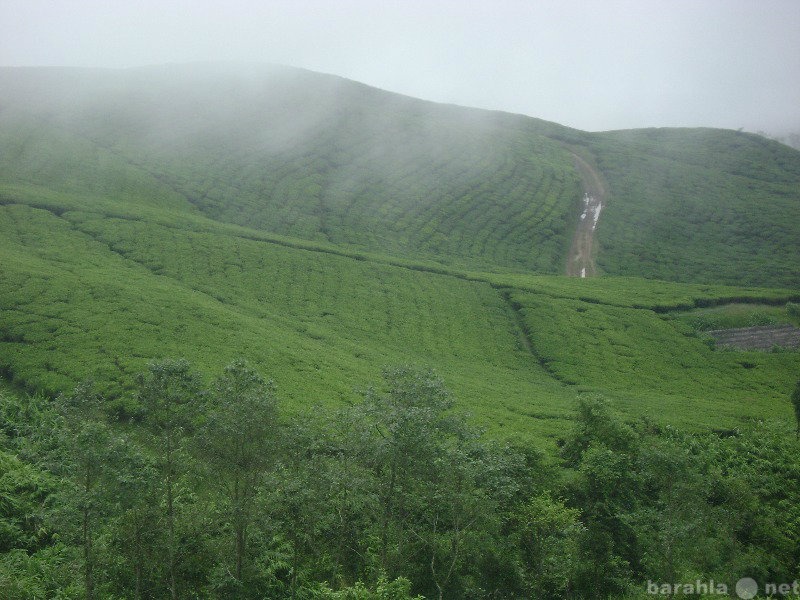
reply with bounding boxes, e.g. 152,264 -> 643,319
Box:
587,128 -> 800,287
2,196 -> 798,441
2,64 -> 799,286
1,63 -> 799,442
0,64 -> 583,274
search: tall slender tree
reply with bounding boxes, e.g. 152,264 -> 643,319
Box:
109,438 -> 162,599
138,359 -> 203,600
55,382 -> 113,600
199,359 -> 279,593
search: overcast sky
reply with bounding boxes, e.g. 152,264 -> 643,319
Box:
1,0 -> 798,133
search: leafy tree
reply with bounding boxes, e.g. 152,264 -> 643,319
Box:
349,366 -> 522,598
629,431 -> 733,587
258,412 -> 371,597
53,382 -> 117,600
137,358 -> 204,600
408,443 -> 496,600
354,366 -> 465,578
105,439 -> 163,599
198,358 -> 279,594
562,395 -> 639,596
560,393 -> 637,467
511,493 -> 583,599
706,423 -> 800,584
284,409 -> 378,588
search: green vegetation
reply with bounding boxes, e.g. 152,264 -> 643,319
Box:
0,65 -> 582,274
1,64 -> 800,597
508,291 -> 799,427
2,195 -> 797,441
2,368 -> 799,598
793,379 -> 800,436
589,128 -> 800,287
2,65 -> 799,287
670,303 -> 800,332
0,200 -> 578,442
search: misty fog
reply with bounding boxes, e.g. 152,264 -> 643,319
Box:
2,0 -> 799,135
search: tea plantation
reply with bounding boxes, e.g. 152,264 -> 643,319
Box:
2,63 -> 800,599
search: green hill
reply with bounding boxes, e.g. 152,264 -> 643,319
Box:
1,63 -> 799,443
0,64 -> 583,273
588,127 -> 800,287
4,64 -> 798,285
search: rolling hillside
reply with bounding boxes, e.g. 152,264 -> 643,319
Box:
588,127 -> 800,287
0,64 -> 583,274
3,64 -> 799,285
1,63 -> 799,443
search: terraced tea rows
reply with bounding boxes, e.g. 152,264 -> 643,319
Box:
507,290 -> 800,426
2,64 -> 799,445
589,128 -> 800,288
0,65 -> 583,274
0,201 -> 578,442
2,188 -> 798,441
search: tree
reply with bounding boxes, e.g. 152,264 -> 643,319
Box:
198,358 -> 279,594
54,382 -> 115,600
354,366 -> 465,577
106,439 -> 162,600
409,443 -> 494,600
560,394 -> 637,467
628,432 -> 730,589
137,359 -> 204,600
347,366 -> 516,598
561,395 -> 639,597
511,493 -> 583,599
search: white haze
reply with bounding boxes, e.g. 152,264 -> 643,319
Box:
1,0 -> 799,134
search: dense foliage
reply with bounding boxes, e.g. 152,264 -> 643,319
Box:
1,365 -> 799,598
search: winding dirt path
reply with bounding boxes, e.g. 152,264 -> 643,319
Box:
566,153 -> 609,277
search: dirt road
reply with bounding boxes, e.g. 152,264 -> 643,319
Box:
566,153 -> 608,277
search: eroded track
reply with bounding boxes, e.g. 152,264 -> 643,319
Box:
566,153 -> 609,277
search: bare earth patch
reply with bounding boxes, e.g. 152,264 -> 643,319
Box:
706,324 -> 800,350
566,153 -> 609,277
